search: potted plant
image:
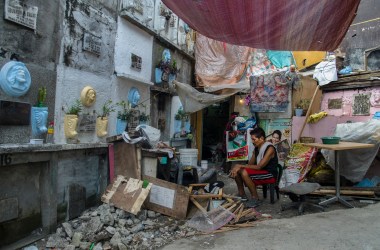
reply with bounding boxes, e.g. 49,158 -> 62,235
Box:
168,60 -> 179,87
64,99 -> 82,139
116,100 -> 132,134
295,99 -> 310,117
139,112 -> 149,125
96,99 -> 116,137
31,87 -> 48,137
174,107 -> 189,133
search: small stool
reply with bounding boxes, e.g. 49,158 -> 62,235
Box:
280,182 -> 325,215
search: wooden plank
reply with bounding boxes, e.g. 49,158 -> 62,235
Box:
297,85 -> 320,141
101,176 -> 152,215
302,141 -> 375,151
190,197 -> 207,214
113,141 -> 140,179
143,175 -> 190,220
311,189 -> 375,197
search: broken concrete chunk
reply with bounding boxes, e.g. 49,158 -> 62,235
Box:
79,242 -> 91,250
137,210 -> 147,221
126,219 -> 134,226
147,210 -> 157,218
62,222 -> 73,238
100,210 -> 115,226
63,245 -> 75,250
117,243 -> 127,250
85,217 -> 103,234
105,226 -> 116,235
118,218 -> 127,227
119,228 -> 130,236
93,242 -> 103,250
71,232 -> 83,247
131,223 -> 144,233
110,232 -> 122,247
46,235 -> 69,248
121,236 -> 132,245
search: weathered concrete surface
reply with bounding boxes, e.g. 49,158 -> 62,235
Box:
162,203 -> 380,250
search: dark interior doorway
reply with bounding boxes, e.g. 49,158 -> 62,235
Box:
202,101 -> 230,163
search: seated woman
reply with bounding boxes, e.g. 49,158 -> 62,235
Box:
230,127 -> 278,207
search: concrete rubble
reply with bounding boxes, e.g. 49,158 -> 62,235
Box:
40,203 -> 196,249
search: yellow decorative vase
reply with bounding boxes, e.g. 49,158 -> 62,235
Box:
96,117 -> 108,137
64,114 -> 78,139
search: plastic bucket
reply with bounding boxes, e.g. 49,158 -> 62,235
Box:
179,148 -> 198,167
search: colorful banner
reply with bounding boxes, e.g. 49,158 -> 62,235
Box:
249,71 -> 290,112
226,131 -> 249,162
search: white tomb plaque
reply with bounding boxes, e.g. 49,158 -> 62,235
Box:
149,184 -> 175,209
5,0 -> 38,30
83,33 -> 101,55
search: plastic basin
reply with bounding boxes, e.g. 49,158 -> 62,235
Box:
321,136 -> 341,144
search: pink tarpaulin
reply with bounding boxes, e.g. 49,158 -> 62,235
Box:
162,0 -> 360,51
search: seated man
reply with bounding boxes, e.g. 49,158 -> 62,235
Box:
230,127 -> 278,207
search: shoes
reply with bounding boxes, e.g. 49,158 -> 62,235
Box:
244,198 -> 262,208
237,195 -> 248,201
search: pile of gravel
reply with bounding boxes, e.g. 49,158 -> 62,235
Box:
40,203 -> 197,250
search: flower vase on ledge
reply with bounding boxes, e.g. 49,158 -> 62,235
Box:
116,118 -> 127,135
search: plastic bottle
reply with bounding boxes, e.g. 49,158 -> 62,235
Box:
46,122 -> 54,143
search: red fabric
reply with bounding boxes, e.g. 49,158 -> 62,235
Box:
162,0 -> 360,51
245,168 -> 276,185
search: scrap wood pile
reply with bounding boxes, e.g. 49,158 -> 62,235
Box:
187,183 -> 271,234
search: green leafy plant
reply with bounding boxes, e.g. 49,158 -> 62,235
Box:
65,99 -> 83,115
116,101 -> 133,121
36,86 -> 47,107
156,59 -> 179,75
97,99 -> 117,118
139,112 -> 149,122
174,107 -> 189,121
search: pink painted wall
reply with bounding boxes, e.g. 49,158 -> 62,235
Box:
292,86 -> 380,143
320,87 -> 380,116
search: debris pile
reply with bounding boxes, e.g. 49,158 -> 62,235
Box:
41,203 -> 196,250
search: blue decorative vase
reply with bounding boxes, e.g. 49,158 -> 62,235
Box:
184,120 -> 191,132
155,68 -> 163,85
168,74 -> 176,87
116,119 -> 127,134
174,120 -> 182,133
31,107 -> 48,137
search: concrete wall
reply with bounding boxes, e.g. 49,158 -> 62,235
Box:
0,0 -> 60,144
115,18 -> 154,82
0,144 -> 108,248
338,0 -> 380,71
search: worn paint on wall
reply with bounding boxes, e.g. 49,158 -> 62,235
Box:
321,87 -> 380,116
115,17 -> 154,83
338,0 -> 380,70
63,0 -> 117,75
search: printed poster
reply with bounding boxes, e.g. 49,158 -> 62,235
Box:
249,71 -> 290,112
226,131 -> 249,162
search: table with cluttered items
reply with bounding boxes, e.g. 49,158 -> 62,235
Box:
303,141 -> 375,208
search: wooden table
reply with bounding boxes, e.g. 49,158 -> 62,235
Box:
303,141 -> 375,208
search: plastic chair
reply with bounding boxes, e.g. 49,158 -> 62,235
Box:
261,164 -> 283,204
